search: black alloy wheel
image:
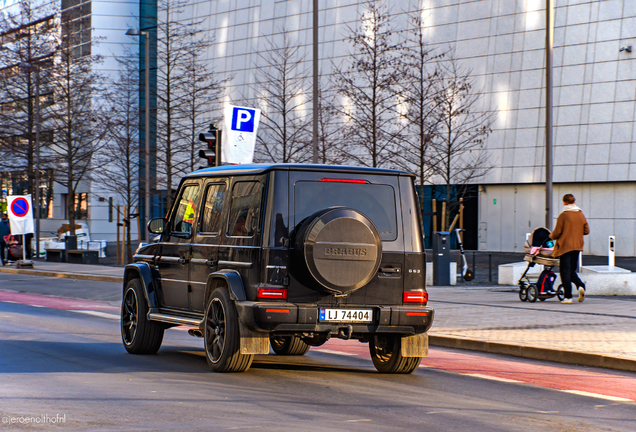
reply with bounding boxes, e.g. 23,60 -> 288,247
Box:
205,297 -> 226,364
204,288 -> 253,372
121,278 -> 164,354
122,288 -> 138,345
369,334 -> 421,374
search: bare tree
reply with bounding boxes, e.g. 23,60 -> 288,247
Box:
251,32 -> 312,163
396,10 -> 444,198
429,53 -> 496,229
155,0 -> 190,210
332,0 -> 403,168
315,80 -> 347,165
95,54 -> 140,262
0,1 -> 59,196
178,30 -> 228,172
156,0 -> 225,209
48,9 -> 110,235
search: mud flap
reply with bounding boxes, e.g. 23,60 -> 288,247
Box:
401,333 -> 428,357
238,319 -> 270,355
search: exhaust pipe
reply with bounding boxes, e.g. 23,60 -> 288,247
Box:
188,329 -> 203,338
337,325 -> 353,340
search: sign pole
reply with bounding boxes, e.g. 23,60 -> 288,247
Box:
23,234 -> 26,261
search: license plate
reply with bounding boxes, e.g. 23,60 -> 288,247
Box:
319,308 -> 372,323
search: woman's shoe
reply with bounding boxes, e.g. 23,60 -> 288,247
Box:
578,286 -> 585,303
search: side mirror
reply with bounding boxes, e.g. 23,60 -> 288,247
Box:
148,218 -> 167,234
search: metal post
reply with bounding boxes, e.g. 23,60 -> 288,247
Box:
34,65 -> 41,258
472,251 -> 476,277
488,253 -> 492,283
143,31 -> 151,240
545,0 -> 554,229
312,0 -> 319,164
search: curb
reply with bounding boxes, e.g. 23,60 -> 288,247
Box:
0,267 -> 123,283
429,334 -> 636,373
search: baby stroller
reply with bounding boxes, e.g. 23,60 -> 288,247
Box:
3,235 -> 23,262
518,227 -> 565,302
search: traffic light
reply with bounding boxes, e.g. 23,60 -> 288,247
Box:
199,123 -> 222,167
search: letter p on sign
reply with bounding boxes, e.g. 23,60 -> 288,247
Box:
231,107 -> 256,133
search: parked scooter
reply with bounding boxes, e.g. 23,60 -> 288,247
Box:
455,228 -> 474,281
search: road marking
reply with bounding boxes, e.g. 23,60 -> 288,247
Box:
344,419 -> 371,422
72,310 -> 120,320
561,390 -> 633,402
465,373 -> 523,384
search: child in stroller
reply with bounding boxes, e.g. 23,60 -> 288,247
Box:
518,227 -> 565,302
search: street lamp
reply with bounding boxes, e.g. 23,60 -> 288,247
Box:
20,61 -> 41,258
126,28 -> 151,241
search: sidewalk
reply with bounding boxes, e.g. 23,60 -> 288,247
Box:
1,261 -> 635,372
0,260 -> 124,283
427,286 -> 636,372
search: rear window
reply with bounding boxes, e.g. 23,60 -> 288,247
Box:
294,181 -> 398,241
227,181 -> 262,237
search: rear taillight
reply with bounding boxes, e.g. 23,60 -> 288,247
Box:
403,291 -> 428,304
319,178 -> 368,184
257,288 -> 287,300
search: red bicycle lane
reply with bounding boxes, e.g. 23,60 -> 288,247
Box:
315,339 -> 636,403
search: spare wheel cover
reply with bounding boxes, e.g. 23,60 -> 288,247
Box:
303,208 -> 382,293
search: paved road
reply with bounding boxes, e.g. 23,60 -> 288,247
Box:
1,287 -> 634,430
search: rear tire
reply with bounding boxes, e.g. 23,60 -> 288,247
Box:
204,288 -> 253,372
270,336 -> 310,356
557,285 -> 565,301
369,334 -> 421,374
121,278 -> 164,354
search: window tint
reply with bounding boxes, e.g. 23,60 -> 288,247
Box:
227,181 -> 262,237
172,185 -> 200,234
200,183 -> 226,234
295,181 -> 398,241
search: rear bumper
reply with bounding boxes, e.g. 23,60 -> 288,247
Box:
235,302 -> 434,335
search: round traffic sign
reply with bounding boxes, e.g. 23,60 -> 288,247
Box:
10,197 -> 29,217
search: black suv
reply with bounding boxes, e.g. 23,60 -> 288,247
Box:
121,164 -> 434,373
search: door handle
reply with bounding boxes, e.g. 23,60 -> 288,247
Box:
206,259 -> 217,267
178,257 -> 189,265
379,267 -> 400,274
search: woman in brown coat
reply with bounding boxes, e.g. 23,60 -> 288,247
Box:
549,194 -> 590,304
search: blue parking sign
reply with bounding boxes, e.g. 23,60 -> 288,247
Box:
231,107 -> 256,132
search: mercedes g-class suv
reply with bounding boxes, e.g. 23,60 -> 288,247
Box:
121,164 -> 434,373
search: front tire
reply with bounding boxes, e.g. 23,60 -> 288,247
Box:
204,288 -> 253,372
270,336 -> 310,355
121,278 -> 164,354
527,284 -> 538,303
369,334 -> 421,374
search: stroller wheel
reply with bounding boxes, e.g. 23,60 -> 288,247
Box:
557,285 -> 565,301
527,284 -> 538,303
519,287 -> 527,302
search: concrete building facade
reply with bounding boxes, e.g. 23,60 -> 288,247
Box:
174,0 -> 636,256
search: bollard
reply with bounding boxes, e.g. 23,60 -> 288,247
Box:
472,252 -> 476,277
609,235 -> 615,267
488,253 -> 492,282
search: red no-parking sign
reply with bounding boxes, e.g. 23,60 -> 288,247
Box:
7,195 -> 34,235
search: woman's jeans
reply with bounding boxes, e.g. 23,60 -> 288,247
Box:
559,250 -> 583,299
